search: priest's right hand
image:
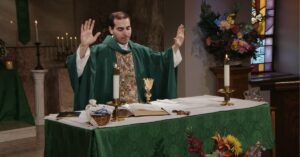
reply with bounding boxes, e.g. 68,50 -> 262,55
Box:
79,19 -> 101,58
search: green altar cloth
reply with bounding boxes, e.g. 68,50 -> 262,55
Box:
44,104 -> 274,157
0,62 -> 34,125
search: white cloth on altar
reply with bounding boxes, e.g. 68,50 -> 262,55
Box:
45,95 -> 267,130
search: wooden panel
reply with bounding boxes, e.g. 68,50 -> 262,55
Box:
211,66 -> 252,99
271,81 -> 300,157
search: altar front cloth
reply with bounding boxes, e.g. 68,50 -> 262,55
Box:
44,95 -> 274,157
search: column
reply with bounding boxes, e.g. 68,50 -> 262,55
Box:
31,69 -> 48,125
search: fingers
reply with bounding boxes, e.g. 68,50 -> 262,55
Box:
177,24 -> 185,35
90,20 -> 95,31
82,19 -> 93,31
94,32 -> 101,40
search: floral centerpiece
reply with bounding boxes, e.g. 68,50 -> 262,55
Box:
198,1 -> 262,63
186,129 -> 265,157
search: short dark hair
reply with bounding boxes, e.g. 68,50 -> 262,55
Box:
108,11 -> 130,28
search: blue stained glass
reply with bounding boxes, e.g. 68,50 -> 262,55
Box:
252,46 -> 265,64
267,10 -> 274,16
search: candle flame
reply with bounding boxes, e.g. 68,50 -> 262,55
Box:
61,37 -> 64,40
65,32 -> 68,36
57,36 -> 59,40
34,20 -> 38,24
74,36 -> 77,40
70,37 -> 72,40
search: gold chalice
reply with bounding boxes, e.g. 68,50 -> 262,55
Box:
143,78 -> 154,103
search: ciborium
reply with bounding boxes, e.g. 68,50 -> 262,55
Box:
143,78 -> 154,103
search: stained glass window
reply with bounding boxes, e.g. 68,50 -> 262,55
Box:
251,0 -> 275,73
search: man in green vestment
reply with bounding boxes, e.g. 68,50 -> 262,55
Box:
67,11 -> 185,110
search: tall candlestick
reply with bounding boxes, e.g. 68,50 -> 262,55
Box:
74,36 -> 77,47
113,64 -> 120,99
61,37 -> 64,51
34,20 -> 39,42
65,33 -> 69,48
224,54 -> 230,86
70,37 -> 73,51
56,36 -> 60,50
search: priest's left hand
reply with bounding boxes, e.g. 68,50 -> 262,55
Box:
172,24 -> 185,51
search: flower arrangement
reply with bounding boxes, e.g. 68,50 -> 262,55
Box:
211,133 -> 243,156
198,1 -> 262,63
186,129 -> 265,157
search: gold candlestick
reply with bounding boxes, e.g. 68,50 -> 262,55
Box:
143,78 -> 154,103
107,99 -> 124,122
218,86 -> 235,106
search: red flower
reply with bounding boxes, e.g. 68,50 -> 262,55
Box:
231,25 -> 240,34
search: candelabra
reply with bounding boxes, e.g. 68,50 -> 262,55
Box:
35,42 -> 44,70
56,35 -> 78,61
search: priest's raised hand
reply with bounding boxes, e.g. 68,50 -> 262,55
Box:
79,19 -> 101,59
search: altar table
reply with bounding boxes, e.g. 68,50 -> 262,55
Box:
44,95 -> 274,157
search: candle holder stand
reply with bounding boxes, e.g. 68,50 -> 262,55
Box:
35,42 -> 44,70
109,99 -> 124,122
218,86 -> 235,106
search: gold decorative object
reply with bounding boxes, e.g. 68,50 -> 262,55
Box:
218,86 -> 235,106
107,99 -> 124,122
143,78 -> 154,103
5,60 -> 14,70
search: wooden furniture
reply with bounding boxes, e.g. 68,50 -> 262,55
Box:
272,81 -> 299,157
210,66 -> 252,99
249,73 -> 300,157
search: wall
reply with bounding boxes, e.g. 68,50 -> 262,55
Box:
275,0 -> 299,74
183,0 -> 251,97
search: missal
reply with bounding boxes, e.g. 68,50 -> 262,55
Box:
56,111 -> 81,118
118,103 -> 169,117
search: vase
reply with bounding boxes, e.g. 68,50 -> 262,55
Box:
230,58 -> 251,66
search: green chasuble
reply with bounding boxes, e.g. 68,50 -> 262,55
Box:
67,36 -> 177,110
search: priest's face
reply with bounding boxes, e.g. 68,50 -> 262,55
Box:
109,18 -> 132,45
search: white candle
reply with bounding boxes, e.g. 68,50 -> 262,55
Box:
61,37 -> 64,51
113,64 -> 120,99
34,20 -> 39,42
224,54 -> 230,86
56,36 -> 60,50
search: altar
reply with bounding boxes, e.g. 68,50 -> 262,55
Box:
44,95 -> 274,157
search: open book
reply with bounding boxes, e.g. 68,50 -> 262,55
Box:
118,103 -> 169,117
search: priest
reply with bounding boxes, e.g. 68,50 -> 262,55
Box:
67,11 -> 185,110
